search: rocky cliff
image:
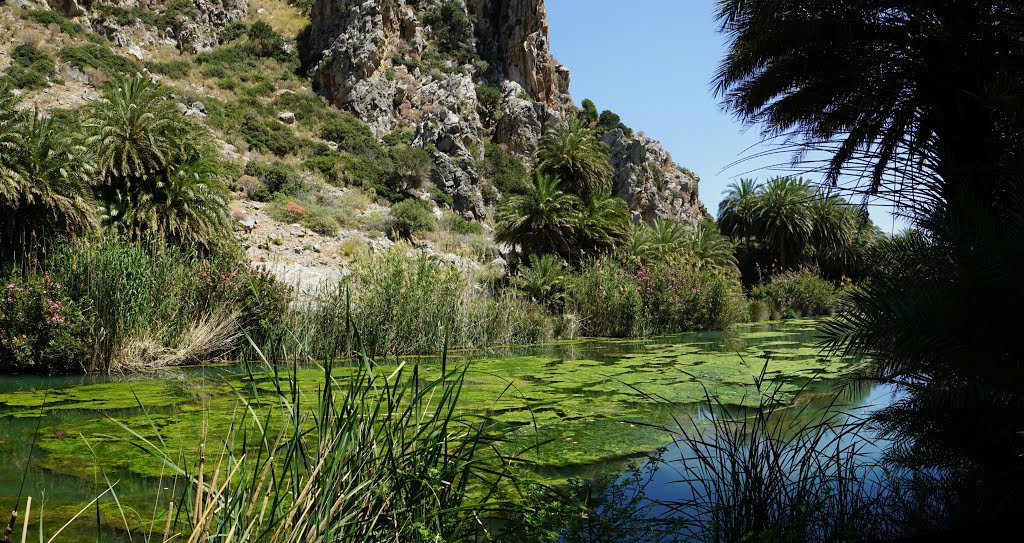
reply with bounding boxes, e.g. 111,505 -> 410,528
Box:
40,0 -> 248,54
309,0 -> 706,224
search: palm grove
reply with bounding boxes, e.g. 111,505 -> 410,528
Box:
1,66 -> 880,373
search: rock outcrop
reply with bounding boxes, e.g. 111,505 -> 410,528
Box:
45,0 -> 248,53
604,129 -> 706,225
306,0 -> 707,223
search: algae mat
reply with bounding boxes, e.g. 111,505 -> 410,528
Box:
0,320 -> 867,514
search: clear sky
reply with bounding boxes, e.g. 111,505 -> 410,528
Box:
545,1 -> 902,232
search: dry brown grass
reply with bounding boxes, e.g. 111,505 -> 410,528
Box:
113,311 -> 241,372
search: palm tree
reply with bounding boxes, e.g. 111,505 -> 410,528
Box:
84,75 -> 187,180
808,191 -> 857,277
576,194 -> 631,257
754,176 -> 813,270
84,76 -> 230,248
717,178 -> 760,244
515,253 -> 567,311
536,118 -> 613,199
646,218 -> 686,262
0,106 -> 97,262
157,146 -> 231,248
495,173 -> 582,258
682,224 -> 737,270
719,2 -> 1024,523
617,222 -> 654,268
714,1 -> 1024,204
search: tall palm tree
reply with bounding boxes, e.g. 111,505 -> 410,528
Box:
84,76 -> 230,248
714,1 -> 1024,202
576,194 -> 631,257
536,118 -> 613,199
808,191 -> 857,277
754,176 -> 814,270
0,107 -> 97,262
717,178 -> 760,244
495,173 -> 582,258
84,75 -> 187,180
682,224 -> 737,270
719,2 -> 1024,525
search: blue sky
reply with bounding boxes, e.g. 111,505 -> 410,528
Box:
545,1 -> 902,232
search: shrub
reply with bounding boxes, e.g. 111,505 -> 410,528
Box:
580,98 -> 599,125
320,113 -> 379,155
24,10 -> 81,35
0,274 -> 91,373
597,109 -> 633,137
385,145 -> 434,192
144,59 -> 190,78
443,213 -> 484,235
566,258 -> 644,337
390,198 -> 436,239
240,111 -> 299,156
246,20 -> 286,59
475,83 -> 502,122
4,44 -> 55,89
268,195 -> 343,236
751,269 -> 838,319
59,44 -> 138,77
481,142 -> 530,195
244,161 -> 305,200
423,1 -> 476,62
635,259 -> 746,332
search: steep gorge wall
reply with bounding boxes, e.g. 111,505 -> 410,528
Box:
309,0 -> 707,224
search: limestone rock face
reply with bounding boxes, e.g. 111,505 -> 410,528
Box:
473,0 -> 567,107
604,129 -> 707,225
308,0 -> 707,224
46,0 -> 248,53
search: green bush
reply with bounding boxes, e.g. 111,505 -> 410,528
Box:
268,196 -> 343,236
390,198 -> 436,239
4,44 -> 55,89
241,111 -> 299,156
244,161 -> 305,200
0,274 -> 91,373
443,213 -> 484,235
59,44 -> 138,77
475,83 -> 502,122
385,145 -> 434,192
635,259 -> 746,332
481,142 -> 530,195
320,113 -> 380,155
751,269 -> 838,319
423,1 -> 476,61
597,109 -> 633,137
24,10 -> 81,35
145,59 -> 191,78
567,258 -> 644,337
246,20 -> 287,59
580,98 -> 599,125
303,153 -> 343,178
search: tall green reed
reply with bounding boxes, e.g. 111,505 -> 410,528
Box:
654,362 -> 902,542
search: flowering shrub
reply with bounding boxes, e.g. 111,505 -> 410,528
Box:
282,201 -> 307,221
751,269 -> 837,319
635,260 -> 745,333
0,274 -> 91,372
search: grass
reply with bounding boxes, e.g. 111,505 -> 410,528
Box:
651,362 -> 904,542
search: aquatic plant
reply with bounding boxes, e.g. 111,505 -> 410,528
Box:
654,363 -> 902,542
